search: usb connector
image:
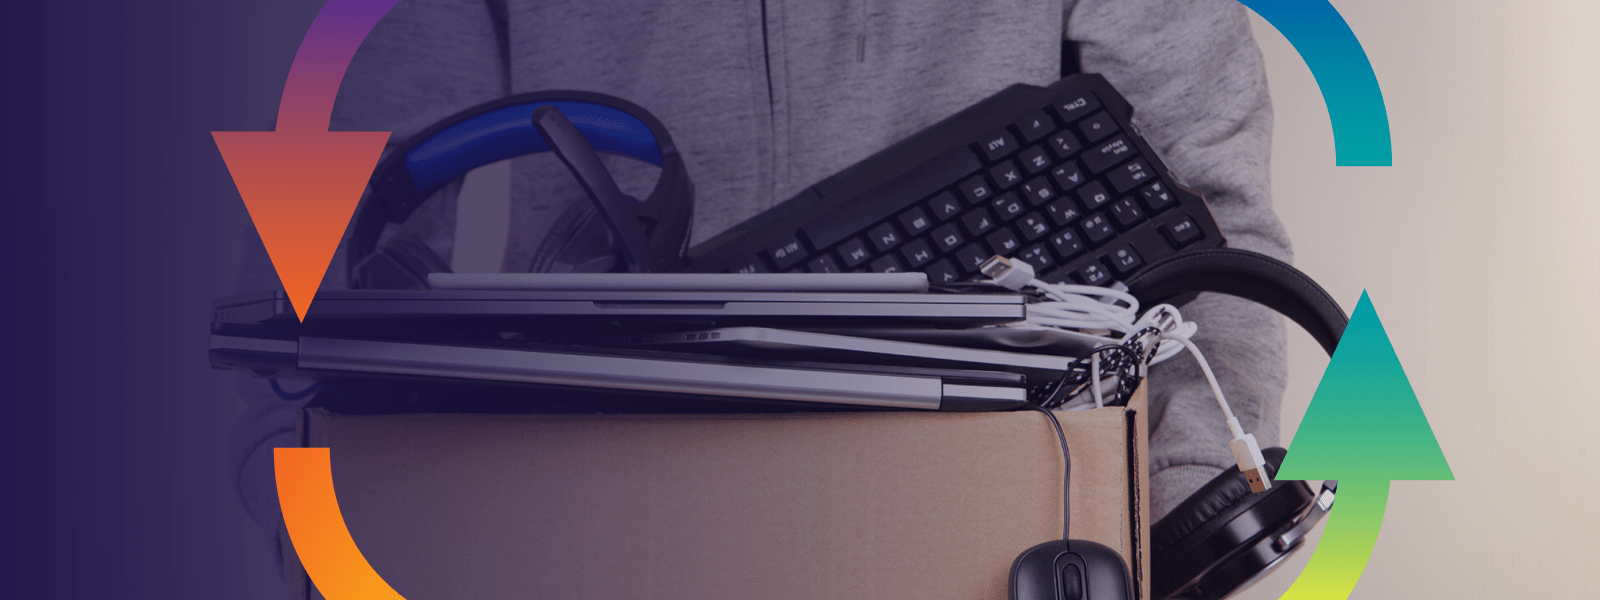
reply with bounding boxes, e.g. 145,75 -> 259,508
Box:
1229,432 -> 1272,493
979,255 -> 1036,291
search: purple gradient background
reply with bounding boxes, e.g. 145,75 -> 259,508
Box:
0,1 -> 328,598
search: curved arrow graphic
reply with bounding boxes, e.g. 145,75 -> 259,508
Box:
276,447 -> 407,600
1237,0 -> 1392,166
1276,292 -> 1453,598
213,0 -> 401,321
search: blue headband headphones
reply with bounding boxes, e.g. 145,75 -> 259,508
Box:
348,91 -> 695,288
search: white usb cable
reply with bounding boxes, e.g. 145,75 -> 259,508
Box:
980,255 -> 1272,492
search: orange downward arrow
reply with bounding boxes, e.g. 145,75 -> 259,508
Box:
213,131 -> 389,320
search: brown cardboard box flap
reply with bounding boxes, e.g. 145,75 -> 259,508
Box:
299,401 -> 1144,600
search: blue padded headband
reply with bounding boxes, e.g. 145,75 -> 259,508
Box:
351,91 -> 692,281
405,100 -> 666,192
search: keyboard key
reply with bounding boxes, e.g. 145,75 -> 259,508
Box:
986,228 -> 1022,255
976,128 -> 1019,161
766,236 -> 809,270
1140,182 -> 1177,213
1083,135 -> 1134,173
836,237 -> 873,268
989,193 -> 1027,222
1077,181 -> 1112,211
1047,131 -> 1082,160
867,222 -> 903,253
1108,197 -> 1146,229
1014,109 -> 1057,143
928,191 -> 965,221
954,244 -> 991,274
1108,158 -> 1153,193
729,255 -> 768,274
898,206 -> 934,236
1160,214 -> 1204,248
1018,244 -> 1055,271
807,254 -> 842,273
924,259 -> 961,284
1052,92 -> 1101,123
1050,230 -> 1086,260
1020,177 -> 1056,206
958,175 -> 995,205
988,160 -> 1024,189
930,223 -> 965,252
1050,161 -> 1086,191
961,207 -> 997,236
1044,197 -> 1083,227
1077,111 -> 1119,142
1075,262 -> 1112,286
1080,213 -> 1115,246
869,254 -> 905,273
1017,146 -> 1052,174
1104,243 -> 1143,275
900,239 -> 937,268
1016,213 -> 1052,241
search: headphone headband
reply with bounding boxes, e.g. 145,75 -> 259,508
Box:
348,91 -> 693,285
1124,248 -> 1348,356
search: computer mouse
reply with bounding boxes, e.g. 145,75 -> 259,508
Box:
1010,538 -> 1133,600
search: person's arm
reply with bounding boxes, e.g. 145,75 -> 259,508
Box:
1063,0 -> 1292,519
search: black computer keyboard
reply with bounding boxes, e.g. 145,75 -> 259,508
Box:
683,74 -> 1225,287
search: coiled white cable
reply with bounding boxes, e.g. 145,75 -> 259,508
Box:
979,255 -> 1274,490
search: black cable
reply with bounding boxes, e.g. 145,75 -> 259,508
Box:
1027,405 -> 1072,540
1034,326 -> 1163,409
269,378 -> 322,401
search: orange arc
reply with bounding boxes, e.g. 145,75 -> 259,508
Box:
275,447 -> 406,600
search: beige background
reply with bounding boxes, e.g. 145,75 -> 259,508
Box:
1235,1 -> 1600,597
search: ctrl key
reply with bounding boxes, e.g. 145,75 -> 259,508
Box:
1159,214 -> 1204,249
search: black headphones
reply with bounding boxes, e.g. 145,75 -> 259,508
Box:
1011,248 -> 1345,600
347,91 -> 695,289
1127,248 -> 1344,600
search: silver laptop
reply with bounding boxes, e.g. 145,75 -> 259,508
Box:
210,334 -> 1028,412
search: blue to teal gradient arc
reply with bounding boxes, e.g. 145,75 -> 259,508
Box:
1237,0 -> 1392,166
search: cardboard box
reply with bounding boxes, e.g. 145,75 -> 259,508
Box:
283,390 -> 1150,600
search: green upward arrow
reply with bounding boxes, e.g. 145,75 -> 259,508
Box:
1277,290 -> 1453,599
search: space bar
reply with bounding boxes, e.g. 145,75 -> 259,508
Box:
799,146 -> 981,249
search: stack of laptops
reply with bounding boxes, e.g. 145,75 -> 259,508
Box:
210,273 -> 1110,412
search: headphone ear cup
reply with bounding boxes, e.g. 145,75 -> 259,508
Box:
1151,448 -> 1326,600
527,201 -> 626,273
1151,448 -> 1288,559
350,232 -> 453,290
